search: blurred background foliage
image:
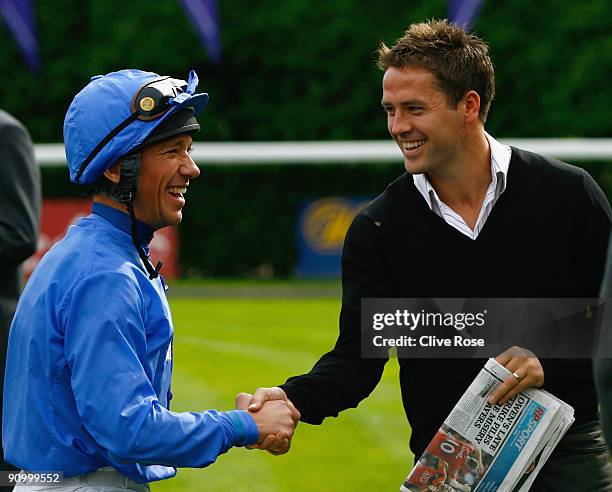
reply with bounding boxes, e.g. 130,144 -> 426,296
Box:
2,0 -> 611,277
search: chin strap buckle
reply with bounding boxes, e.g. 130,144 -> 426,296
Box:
150,260 -> 164,280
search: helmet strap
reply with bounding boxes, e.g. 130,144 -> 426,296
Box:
126,201 -> 163,280
111,153 -> 163,280
110,153 -> 140,203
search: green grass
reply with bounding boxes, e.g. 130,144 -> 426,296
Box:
152,298 -> 413,492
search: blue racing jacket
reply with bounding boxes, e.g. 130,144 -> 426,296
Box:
2,203 -> 258,483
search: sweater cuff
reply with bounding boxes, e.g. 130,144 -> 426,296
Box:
224,410 -> 259,446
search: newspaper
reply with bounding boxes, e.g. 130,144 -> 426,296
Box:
400,358 -> 575,492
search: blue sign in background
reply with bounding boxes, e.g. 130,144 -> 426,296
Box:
295,196 -> 370,277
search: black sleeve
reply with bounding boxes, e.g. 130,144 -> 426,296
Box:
599,231 -> 612,299
572,170 -> 612,295
593,357 -> 612,451
0,117 -> 41,264
595,232 -> 612,451
280,212 -> 393,424
540,169 -> 611,389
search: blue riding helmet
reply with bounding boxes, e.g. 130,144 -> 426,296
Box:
63,69 -> 208,280
64,69 -> 208,185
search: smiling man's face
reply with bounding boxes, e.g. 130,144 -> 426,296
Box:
381,66 -> 467,177
133,133 -> 200,229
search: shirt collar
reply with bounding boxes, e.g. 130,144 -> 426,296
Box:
92,202 -> 155,246
413,132 -> 511,210
486,132 -> 511,194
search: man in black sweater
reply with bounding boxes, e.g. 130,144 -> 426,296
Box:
239,20 -> 612,489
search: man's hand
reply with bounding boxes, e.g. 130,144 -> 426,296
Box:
235,388 -> 300,455
489,346 -> 544,405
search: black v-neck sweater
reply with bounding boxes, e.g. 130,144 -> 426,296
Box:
282,147 -> 612,459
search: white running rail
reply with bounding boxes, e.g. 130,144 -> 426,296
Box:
35,139 -> 612,166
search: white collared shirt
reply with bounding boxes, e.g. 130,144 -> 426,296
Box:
413,133 -> 512,240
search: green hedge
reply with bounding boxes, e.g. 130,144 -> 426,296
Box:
41,163 -> 404,277
42,161 -> 612,278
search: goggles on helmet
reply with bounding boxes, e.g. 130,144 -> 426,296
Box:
131,76 -> 187,120
76,73 -> 197,182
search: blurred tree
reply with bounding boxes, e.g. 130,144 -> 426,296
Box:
1,0 -> 610,141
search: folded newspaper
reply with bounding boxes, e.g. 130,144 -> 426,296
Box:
401,358 -> 574,492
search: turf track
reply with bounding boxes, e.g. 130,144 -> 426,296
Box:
152,296 -> 413,492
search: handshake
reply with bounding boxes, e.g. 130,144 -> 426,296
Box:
235,387 -> 300,455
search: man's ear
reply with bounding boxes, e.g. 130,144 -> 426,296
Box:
463,90 -> 481,124
103,161 -> 121,184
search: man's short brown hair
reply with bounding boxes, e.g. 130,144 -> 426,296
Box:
377,19 -> 495,122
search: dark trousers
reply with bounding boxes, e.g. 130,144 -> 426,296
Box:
0,299 -> 18,492
531,419 -> 612,491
